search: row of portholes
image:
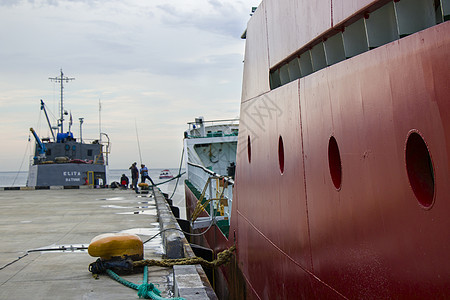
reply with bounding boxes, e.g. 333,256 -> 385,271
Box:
246,131 -> 435,209
65,144 -> 77,151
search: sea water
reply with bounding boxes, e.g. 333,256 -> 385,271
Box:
0,171 -> 28,187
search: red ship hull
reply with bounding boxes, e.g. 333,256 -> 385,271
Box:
186,1 -> 450,298
233,22 -> 450,299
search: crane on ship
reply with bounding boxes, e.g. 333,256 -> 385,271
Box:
40,99 -> 56,142
29,127 -> 46,161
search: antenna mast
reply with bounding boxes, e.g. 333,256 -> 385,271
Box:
49,69 -> 75,133
99,99 -> 102,143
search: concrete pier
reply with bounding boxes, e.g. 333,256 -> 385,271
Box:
0,187 -> 215,299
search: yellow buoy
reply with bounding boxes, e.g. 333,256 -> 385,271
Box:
138,182 -> 149,188
88,233 -> 143,260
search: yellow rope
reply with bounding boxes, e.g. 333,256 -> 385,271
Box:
133,245 -> 236,269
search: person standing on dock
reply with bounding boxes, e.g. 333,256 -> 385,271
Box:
140,164 -> 155,186
129,162 -> 139,193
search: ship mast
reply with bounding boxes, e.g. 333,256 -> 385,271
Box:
49,69 -> 75,133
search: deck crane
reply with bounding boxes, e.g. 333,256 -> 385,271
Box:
40,99 -> 56,142
29,127 -> 47,160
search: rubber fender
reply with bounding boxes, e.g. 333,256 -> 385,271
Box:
88,233 -> 143,260
138,182 -> 149,188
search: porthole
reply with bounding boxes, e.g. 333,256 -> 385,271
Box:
247,135 -> 251,163
278,136 -> 284,174
328,136 -> 342,190
405,131 -> 435,209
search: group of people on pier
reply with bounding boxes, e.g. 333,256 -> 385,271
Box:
119,162 -> 155,193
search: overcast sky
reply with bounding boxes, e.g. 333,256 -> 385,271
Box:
0,0 -> 258,172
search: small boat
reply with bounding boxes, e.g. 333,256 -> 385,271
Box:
159,169 -> 173,179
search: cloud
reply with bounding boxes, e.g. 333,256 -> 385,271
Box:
0,0 -> 258,171
156,0 -> 250,38
0,0 -> 21,6
0,0 -> 107,7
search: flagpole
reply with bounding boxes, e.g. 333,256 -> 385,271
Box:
99,98 -> 102,143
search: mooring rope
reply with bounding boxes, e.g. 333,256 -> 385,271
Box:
133,245 -> 236,269
89,245 -> 236,274
0,253 -> 29,271
141,225 -> 215,245
169,148 -> 185,200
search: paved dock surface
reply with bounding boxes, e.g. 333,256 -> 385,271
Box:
0,188 -> 175,299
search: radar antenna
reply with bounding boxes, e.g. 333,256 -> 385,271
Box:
49,69 -> 75,133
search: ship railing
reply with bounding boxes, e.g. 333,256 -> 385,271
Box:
186,118 -> 239,138
187,162 -> 233,226
187,118 -> 239,128
185,131 -> 239,139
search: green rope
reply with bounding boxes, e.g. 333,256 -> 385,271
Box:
106,268 -> 139,290
106,266 -> 185,300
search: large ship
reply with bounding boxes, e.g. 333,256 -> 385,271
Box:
27,70 -> 110,187
185,0 -> 450,299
